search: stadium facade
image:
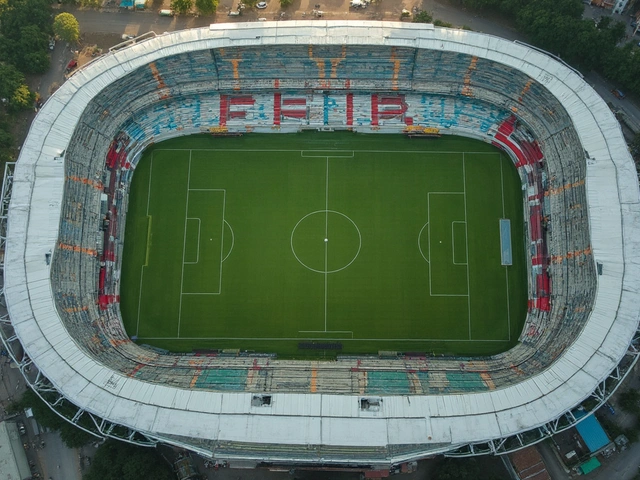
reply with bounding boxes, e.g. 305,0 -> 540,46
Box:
1,22 -> 639,467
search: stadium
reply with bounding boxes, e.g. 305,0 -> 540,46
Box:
1,21 -> 640,469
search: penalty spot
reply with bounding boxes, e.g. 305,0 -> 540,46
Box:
324,238 -> 328,242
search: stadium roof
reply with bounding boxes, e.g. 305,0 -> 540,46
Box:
4,21 -> 640,459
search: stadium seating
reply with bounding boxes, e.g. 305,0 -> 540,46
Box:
51,43 -> 595,397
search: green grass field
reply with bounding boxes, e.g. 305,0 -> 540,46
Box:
120,132 -> 527,358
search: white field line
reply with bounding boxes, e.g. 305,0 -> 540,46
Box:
462,154 -> 472,340
501,154 -> 511,340
135,268 -> 144,337
505,268 -> 511,341
427,192 -> 468,297
299,330 -> 354,338
182,189 -> 226,295
301,150 -> 354,158
222,220 -> 235,263
184,218 -> 201,264
500,154 -> 506,218
146,153 -> 154,215
324,156 -> 329,332
219,190 -> 226,293
136,153 -> 155,336
157,148 -> 502,155
451,221 -> 468,266
138,336 -> 509,342
177,151 -> 192,337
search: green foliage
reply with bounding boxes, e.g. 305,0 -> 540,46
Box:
83,440 -> 173,480
170,0 -> 192,14
79,0 -> 102,7
0,62 -> 34,111
459,0 -> 640,96
0,0 -> 53,165
11,84 -> 34,110
434,19 -> 453,27
280,0 -> 293,6
53,12 -> 80,43
0,0 -> 52,40
0,123 -> 13,150
0,0 -> 52,73
597,414 -> 639,443
413,10 -> 433,23
619,389 -> 640,415
9,389 -> 96,448
195,0 -> 217,14
6,24 -> 51,73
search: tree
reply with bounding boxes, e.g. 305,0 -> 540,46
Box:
53,12 -> 80,43
413,11 -> 433,23
434,19 -> 453,27
195,0 -> 217,14
9,389 -> 95,448
280,0 -> 293,6
170,0 -> 192,14
10,84 -> 34,110
0,0 -> 52,40
619,389 -> 640,415
0,62 -> 34,111
83,440 -> 174,480
9,24 -> 50,73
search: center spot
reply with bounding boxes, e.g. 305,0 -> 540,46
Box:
291,210 -> 361,274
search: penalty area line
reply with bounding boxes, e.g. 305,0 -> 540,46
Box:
137,336 -> 509,342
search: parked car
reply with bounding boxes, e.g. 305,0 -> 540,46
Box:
611,89 -> 626,100
48,38 -> 55,51
17,422 -> 26,435
65,59 -> 77,73
256,1 -> 267,8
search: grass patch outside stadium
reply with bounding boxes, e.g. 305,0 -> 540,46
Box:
120,132 -> 527,358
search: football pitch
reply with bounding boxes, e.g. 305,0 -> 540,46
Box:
120,132 -> 527,358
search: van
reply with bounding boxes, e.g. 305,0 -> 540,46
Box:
159,9 -> 173,16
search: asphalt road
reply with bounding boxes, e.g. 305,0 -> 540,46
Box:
73,7 -> 210,35
36,430 -> 83,480
537,441 -> 570,480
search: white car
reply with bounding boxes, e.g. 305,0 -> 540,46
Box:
256,1 -> 267,8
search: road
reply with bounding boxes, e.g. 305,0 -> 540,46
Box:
537,441 -> 570,480
73,8 -> 210,35
36,430 -> 83,480
70,0 -> 523,39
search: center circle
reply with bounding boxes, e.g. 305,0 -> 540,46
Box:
291,210 -> 361,274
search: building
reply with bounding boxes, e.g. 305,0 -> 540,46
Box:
0,421 -> 31,480
0,22 -> 638,468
